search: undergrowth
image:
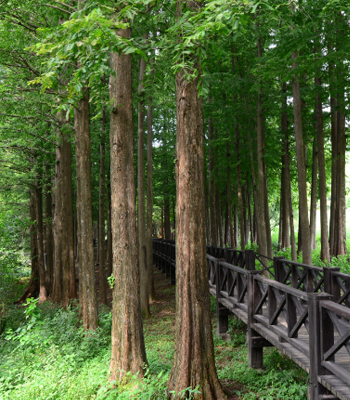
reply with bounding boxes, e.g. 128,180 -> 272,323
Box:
0,271 -> 309,400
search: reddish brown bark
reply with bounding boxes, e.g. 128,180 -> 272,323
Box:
35,180 -> 48,303
292,52 -> 311,265
137,52 -> 150,316
16,191 -> 40,303
147,97 -> 156,302
98,102 -> 108,305
235,123 -> 245,250
208,117 -> 217,246
168,4 -> 226,398
52,141 -> 63,303
109,27 -> 146,381
168,62 -> 225,399
315,72 -> 329,262
106,180 -> 113,278
44,167 -> 54,296
309,139 -> 318,250
75,88 -> 98,330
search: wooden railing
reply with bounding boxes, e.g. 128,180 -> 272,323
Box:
153,239 -> 350,399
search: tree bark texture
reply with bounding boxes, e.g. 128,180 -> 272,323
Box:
245,89 -> 265,255
61,135 -> 76,306
16,191 -> 40,303
315,73 -> 330,262
75,88 -> 98,330
147,97 -> 156,301
256,32 -> 272,259
106,180 -> 113,278
52,142 -> 62,303
168,5 -> 225,395
35,180 -> 48,303
292,52 -> 311,265
109,28 -> 147,381
137,52 -> 150,316
280,86 -> 290,249
309,138 -> 318,250
235,123 -> 245,250
329,47 -> 347,256
208,117 -> 217,246
98,102 -> 108,305
51,123 -> 76,307
44,168 -> 54,296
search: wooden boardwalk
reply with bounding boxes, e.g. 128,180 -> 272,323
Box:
153,240 -> 350,400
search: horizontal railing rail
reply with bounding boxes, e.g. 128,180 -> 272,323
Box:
153,239 -> 350,399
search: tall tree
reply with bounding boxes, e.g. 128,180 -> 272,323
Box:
137,47 -> 150,316
98,98 -> 108,305
168,2 -> 225,398
109,26 -> 146,381
75,87 -> 98,329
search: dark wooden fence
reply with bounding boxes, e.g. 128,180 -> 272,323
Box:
153,239 -> 350,400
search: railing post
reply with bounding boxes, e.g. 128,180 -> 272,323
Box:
161,241 -> 166,273
306,269 -> 314,293
291,264 -> 298,289
165,242 -> 170,278
286,293 -> 297,338
273,257 -> 285,283
170,244 -> 176,285
224,248 -> 233,264
215,258 -> 229,339
307,292 -> 333,400
247,270 -> 263,369
245,250 -> 256,271
324,267 -> 340,302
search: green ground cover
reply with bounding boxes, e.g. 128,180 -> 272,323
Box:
0,269 -> 309,400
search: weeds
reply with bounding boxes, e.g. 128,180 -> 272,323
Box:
0,270 -> 310,399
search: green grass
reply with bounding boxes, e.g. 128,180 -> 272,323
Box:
0,272 -> 309,400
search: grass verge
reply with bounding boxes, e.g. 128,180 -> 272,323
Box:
0,269 -> 308,399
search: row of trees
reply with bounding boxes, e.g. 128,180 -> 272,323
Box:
1,0 -> 350,398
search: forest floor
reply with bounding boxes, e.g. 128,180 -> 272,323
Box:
144,268 -> 308,399
147,268 -> 242,399
0,266 -> 309,400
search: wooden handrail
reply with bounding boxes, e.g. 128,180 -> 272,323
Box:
153,240 -> 350,399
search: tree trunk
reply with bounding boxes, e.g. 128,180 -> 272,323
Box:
61,132 -> 76,306
147,96 -> 156,301
208,117 -> 217,246
233,200 -> 238,249
280,84 -> 290,250
52,141 -> 63,303
256,32 -> 272,259
98,101 -> 108,305
245,89 -> 266,257
106,180 -> 113,278
281,85 -> 297,261
75,88 -> 98,330
168,5 -> 226,398
334,82 -> 347,255
315,71 -> 330,262
16,190 -> 40,303
329,53 -> 337,256
109,27 -> 146,381
169,71 -> 225,396
137,51 -> 150,316
35,179 -> 48,303
44,167 -> 54,296
164,189 -> 171,240
309,139 -> 318,250
225,143 -> 234,247
292,51 -> 311,265
235,123 -> 245,250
